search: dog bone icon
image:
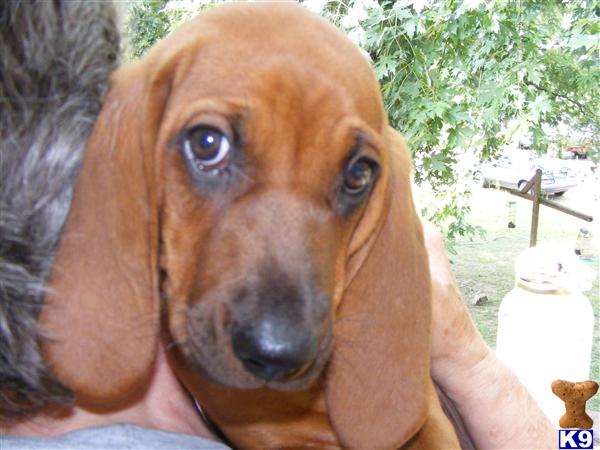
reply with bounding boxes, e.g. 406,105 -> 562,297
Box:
551,379 -> 598,429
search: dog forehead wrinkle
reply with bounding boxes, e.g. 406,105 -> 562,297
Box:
242,84 -> 370,209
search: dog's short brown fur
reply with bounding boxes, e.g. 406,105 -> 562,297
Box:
40,4 -> 460,448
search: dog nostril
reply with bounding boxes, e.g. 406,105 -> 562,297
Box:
231,320 -> 317,382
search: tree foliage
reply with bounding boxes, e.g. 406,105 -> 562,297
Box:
126,0 -> 171,59
126,0 -> 599,240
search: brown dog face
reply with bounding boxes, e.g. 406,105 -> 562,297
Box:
40,4 -> 433,446
157,5 -> 387,390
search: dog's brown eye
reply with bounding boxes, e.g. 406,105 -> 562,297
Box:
184,126 -> 231,171
343,158 -> 375,195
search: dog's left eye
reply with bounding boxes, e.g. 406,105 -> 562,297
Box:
183,126 -> 231,171
343,158 -> 377,196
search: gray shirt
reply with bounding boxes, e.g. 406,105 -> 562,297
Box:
1,424 -> 232,450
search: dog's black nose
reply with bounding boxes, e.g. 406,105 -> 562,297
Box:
232,318 -> 318,382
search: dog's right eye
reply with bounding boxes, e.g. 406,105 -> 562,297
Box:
335,154 -> 380,216
343,158 -> 375,195
183,126 -> 231,172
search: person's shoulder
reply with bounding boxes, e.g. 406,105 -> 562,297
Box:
2,424 -> 232,450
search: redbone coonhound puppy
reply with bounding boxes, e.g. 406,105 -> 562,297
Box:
41,3 -> 461,449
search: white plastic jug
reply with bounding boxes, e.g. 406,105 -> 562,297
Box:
495,244 -> 596,427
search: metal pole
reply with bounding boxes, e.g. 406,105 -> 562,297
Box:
529,169 -> 542,247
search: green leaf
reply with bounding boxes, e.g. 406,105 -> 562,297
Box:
375,55 -> 397,79
402,19 -> 417,38
391,4 -> 412,20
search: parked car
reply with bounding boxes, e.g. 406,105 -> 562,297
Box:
565,146 -> 588,159
475,156 -> 578,196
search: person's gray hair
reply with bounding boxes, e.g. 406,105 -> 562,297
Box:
0,0 -> 120,416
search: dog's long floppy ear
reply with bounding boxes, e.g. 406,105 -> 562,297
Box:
326,128 -> 431,449
39,63 -> 169,407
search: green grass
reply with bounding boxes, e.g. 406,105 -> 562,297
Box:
447,185 -> 599,411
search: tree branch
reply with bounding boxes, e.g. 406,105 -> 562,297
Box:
524,80 -> 588,116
